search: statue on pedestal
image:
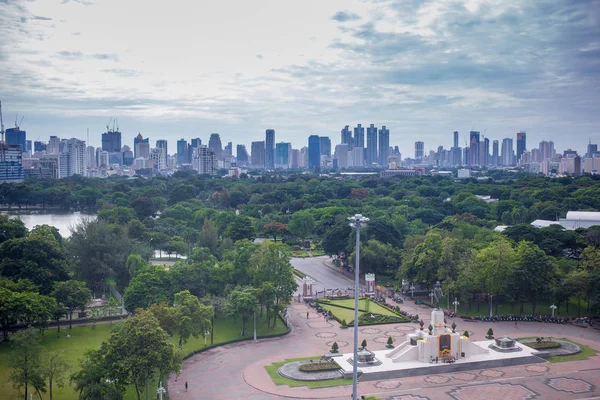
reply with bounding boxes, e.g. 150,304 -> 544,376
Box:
432,281 -> 443,309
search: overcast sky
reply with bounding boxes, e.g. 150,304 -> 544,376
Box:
1,0 -> 599,155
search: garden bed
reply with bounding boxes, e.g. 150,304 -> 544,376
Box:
522,341 -> 562,350
299,361 -> 341,372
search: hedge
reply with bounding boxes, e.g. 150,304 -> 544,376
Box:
299,361 -> 341,372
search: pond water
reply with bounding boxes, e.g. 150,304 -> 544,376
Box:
1,211 -> 97,238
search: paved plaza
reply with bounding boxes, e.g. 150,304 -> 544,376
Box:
168,257 -> 600,400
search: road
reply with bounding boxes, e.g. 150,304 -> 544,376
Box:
291,256 -> 365,296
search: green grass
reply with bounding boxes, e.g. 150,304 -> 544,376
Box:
438,297 -> 592,317
546,338 -> 598,363
318,299 -> 407,324
264,357 -> 352,388
0,314 -> 287,400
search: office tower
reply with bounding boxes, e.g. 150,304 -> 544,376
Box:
479,137 -> 489,166
415,141 -> 424,160
463,147 -> 470,166
300,146 -> 309,168
176,139 -> 189,164
353,124 -> 365,148
453,131 -> 459,148
251,141 -> 265,168
265,129 -> 275,169
501,138 -> 514,166
191,138 -> 202,148
341,126 -> 353,148
25,140 -> 31,153
319,136 -> 331,157
208,133 -> 222,159
516,131 -> 526,161
451,147 -> 462,167
6,127 -> 26,152
308,135 -> 321,172
275,142 -> 291,169
134,133 -> 150,158
587,142 -> 598,157
0,144 -> 25,183
469,131 -> 480,166
47,136 -> 61,155
58,138 -> 86,178
224,142 -> 233,157
102,130 -> 121,153
335,144 -> 349,169
539,140 -> 554,162
366,124 -> 378,166
86,146 -> 96,169
492,140 -> 499,166
34,141 -> 46,153
149,147 -> 166,170
291,149 -> 301,168
122,145 -> 133,166
236,144 -> 249,165
155,140 -> 168,168
378,126 -> 389,166
191,145 -> 216,175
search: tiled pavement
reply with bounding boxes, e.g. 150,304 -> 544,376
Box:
169,267 -> 600,399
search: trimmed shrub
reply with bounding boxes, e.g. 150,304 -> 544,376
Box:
331,342 -> 339,353
299,361 -> 340,372
386,337 -> 394,348
361,339 -> 367,349
463,330 -> 469,338
486,328 -> 494,339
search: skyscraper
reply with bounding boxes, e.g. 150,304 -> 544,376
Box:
516,131 -> 526,161
492,140 -> 499,166
101,130 -> 121,153
354,124 -> 365,148
319,136 -> 331,157
308,135 -> 321,172
587,142 -> 598,157
134,133 -> 149,158
224,142 -> 233,157
479,137 -> 489,166
378,126 -> 389,166
58,138 -> 86,178
208,133 -> 222,159
366,124 -> 378,166
453,131 -> 459,148
192,145 -> 216,175
177,139 -> 189,164
415,141 -> 424,160
469,131 -> 480,166
341,126 -> 353,148
156,140 -> 168,169
236,144 -> 249,166
265,129 -> 275,169
501,138 -> 514,166
5,127 -> 26,152
275,142 -> 291,169
251,141 -> 265,168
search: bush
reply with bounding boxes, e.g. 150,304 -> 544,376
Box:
331,342 -> 339,353
361,339 -> 367,349
299,361 -> 340,372
463,331 -> 469,338
486,328 -> 494,339
386,337 -> 394,348
341,319 -> 347,326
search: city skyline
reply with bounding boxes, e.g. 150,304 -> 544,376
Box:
1,0 -> 598,154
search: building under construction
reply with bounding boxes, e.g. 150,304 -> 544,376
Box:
0,101 -> 25,183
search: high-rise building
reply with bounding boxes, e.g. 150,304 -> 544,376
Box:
453,131 -> 459,148
341,125 -> 353,148
177,139 -> 189,164
492,140 -> 499,166
224,142 -> 233,157
156,140 -> 168,169
308,135 -> 321,172
208,134 -> 222,160
354,124 -> 365,148
265,129 -> 275,169
587,143 -> 598,157
516,131 -> 526,161
34,141 -> 47,153
192,145 -> 216,175
291,149 -> 301,168
275,142 -> 291,169
415,141 -> 424,160
378,126 -> 389,166
469,131 -> 480,166
479,137 -> 489,166
319,137 -> 331,157
86,146 -> 96,170
251,141 -> 265,168
0,145 -> 25,183
102,130 -> 121,153
149,147 -> 166,171
58,138 -> 86,178
6,127 -> 26,152
451,147 -> 462,167
47,136 -> 61,155
134,133 -> 149,158
236,144 -> 249,166
334,144 -> 349,169
366,124 -> 378,166
539,140 -> 554,162
501,138 -> 514,166
191,138 -> 202,148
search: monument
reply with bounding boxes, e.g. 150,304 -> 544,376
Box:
302,276 -> 314,300
365,273 -> 376,296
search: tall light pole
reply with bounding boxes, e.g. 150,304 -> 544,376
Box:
550,304 -> 557,317
453,297 -> 460,314
488,293 -> 493,318
348,213 -> 368,400
410,285 -> 415,298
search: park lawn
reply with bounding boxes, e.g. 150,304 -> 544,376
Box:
0,315 -> 288,400
436,297 -> 591,318
320,303 -> 361,323
319,299 -> 404,324
264,357 -> 352,389
546,338 -> 598,363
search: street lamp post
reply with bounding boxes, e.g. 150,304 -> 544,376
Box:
452,297 -> 460,314
550,304 -> 557,317
410,285 -> 415,299
156,383 -> 166,400
488,293 -> 493,318
348,214 -> 369,400
429,291 -> 435,305
253,311 -> 257,341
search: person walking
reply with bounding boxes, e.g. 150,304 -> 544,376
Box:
185,381 -> 188,391
307,312 -> 309,319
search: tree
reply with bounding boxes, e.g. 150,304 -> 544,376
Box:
8,328 -> 46,400
125,254 -> 147,279
288,210 -> 315,239
173,290 -> 214,347
201,295 -> 228,345
53,280 -> 93,329
42,352 -> 69,400
0,214 -> 27,245
123,266 -> 174,313
0,288 -> 57,340
70,349 -> 124,400
263,222 -> 287,242
103,310 -> 182,400
198,219 -> 218,255
228,286 -> 258,336
361,339 -> 367,349
511,241 -> 555,315
224,216 -> 256,242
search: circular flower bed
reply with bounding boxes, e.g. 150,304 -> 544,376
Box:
298,361 -> 341,372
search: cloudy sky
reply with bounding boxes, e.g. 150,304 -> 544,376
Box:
1,0 -> 599,155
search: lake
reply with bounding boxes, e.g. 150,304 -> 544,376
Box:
1,212 -> 97,238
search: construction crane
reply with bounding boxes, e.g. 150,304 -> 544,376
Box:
106,117 -> 113,133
